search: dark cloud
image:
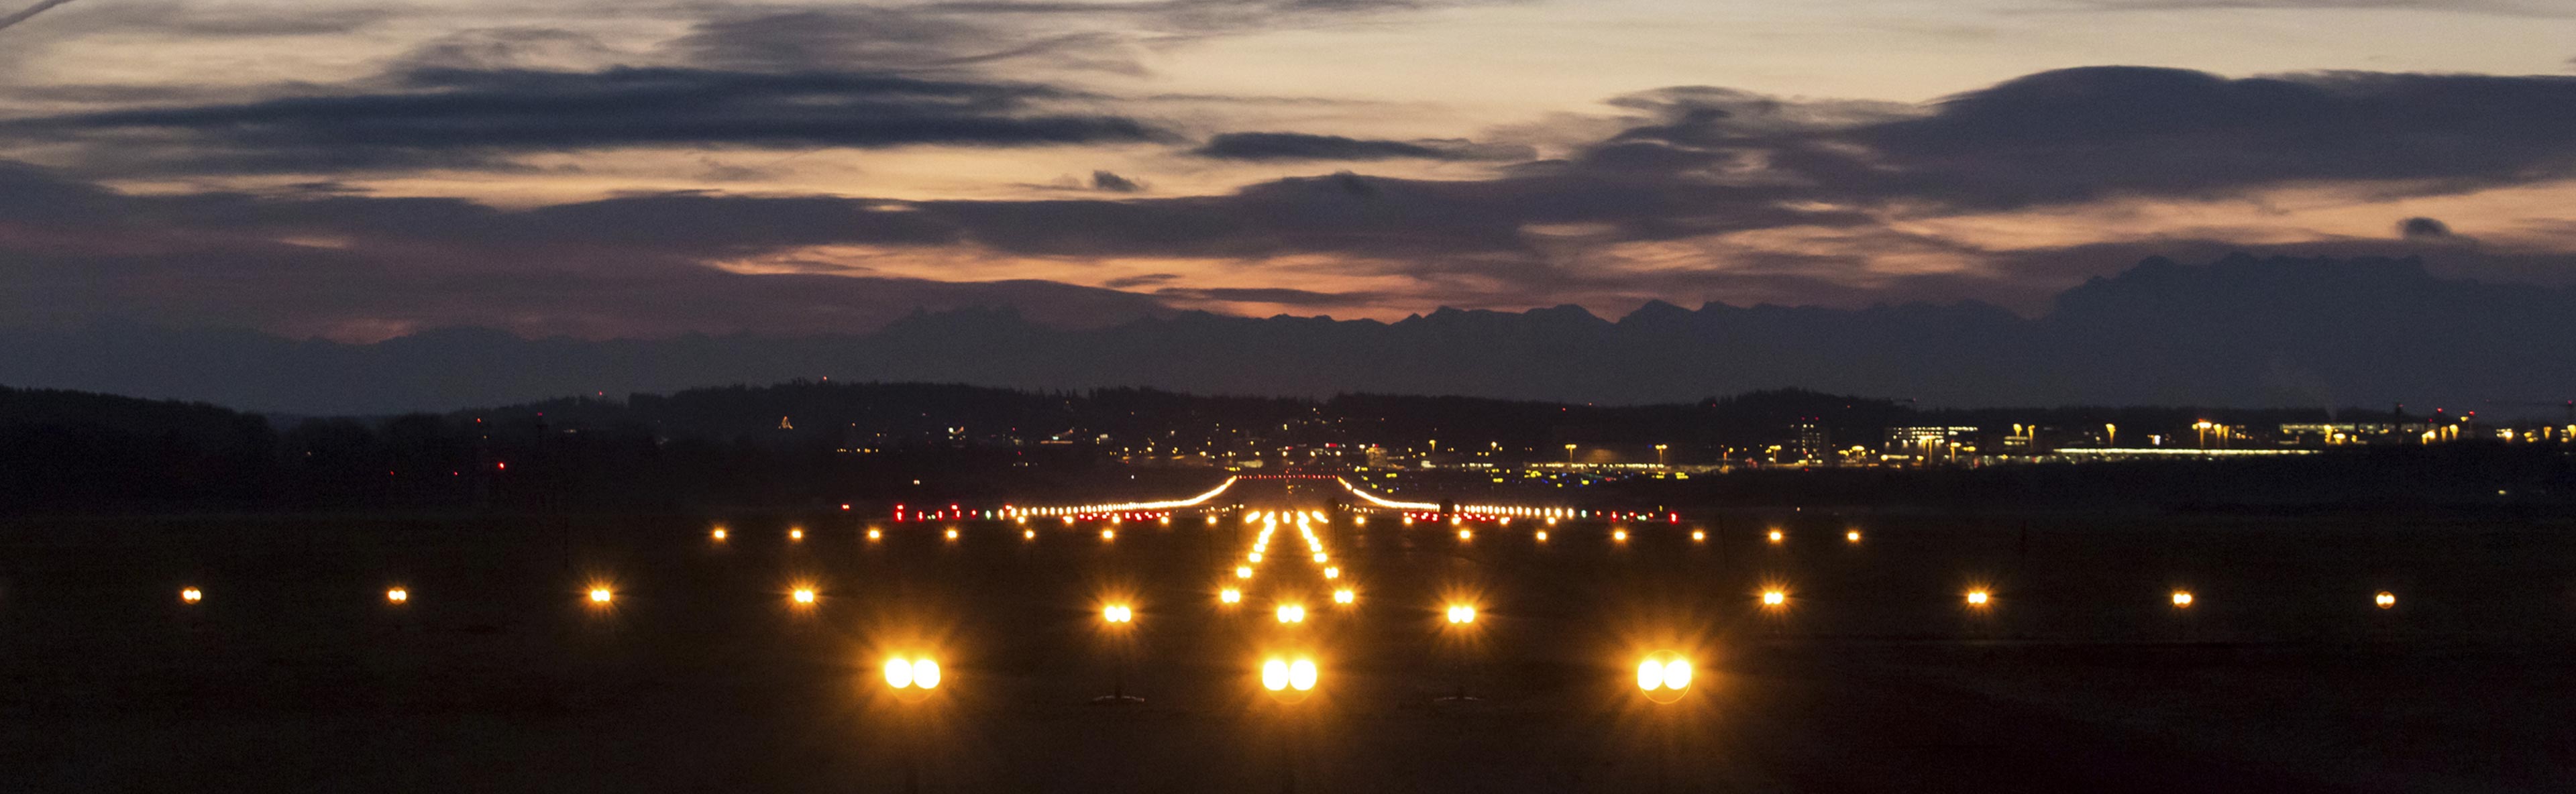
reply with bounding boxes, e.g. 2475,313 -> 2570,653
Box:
669,8 -> 1142,74
1091,170 -> 1145,192
1155,286 -> 1389,306
2400,217 -> 2453,239
1191,131 -> 1534,162
1,66 -> 1172,175
2059,0 -> 2560,14
1104,273 -> 1182,288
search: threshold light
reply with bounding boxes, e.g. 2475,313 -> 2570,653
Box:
180,587 -> 203,604
2171,590 -> 2194,608
2375,591 -> 2396,609
386,587 -> 409,604
883,657 -> 941,690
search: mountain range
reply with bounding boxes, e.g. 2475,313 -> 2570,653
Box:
3,253 -> 2566,416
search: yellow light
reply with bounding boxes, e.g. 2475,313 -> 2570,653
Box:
1613,529 -> 1627,541
588,587 -> 614,604
1334,588 -> 1355,604
867,528 -> 882,541
710,528 -> 727,542
945,528 -> 959,541
2171,591 -> 2194,608
1690,530 -> 1705,542
913,659 -> 940,688
1220,588 -> 1242,604
1023,528 -> 1035,540
180,586 -> 203,604
1845,530 -> 1861,543
2375,591 -> 2396,608
1762,589 -> 1786,607
1101,528 -> 1116,541
883,658 -> 915,689
1249,552 -> 1263,563
1312,552 -> 1327,563
1545,516 -> 1557,526
1159,516 -> 1171,526
1016,516 -> 1028,524
1536,530 -> 1549,542
1450,516 -> 1462,526
1403,517 -> 1414,526
1324,566 -> 1340,579
1768,530 -> 1784,543
1636,652 -> 1693,701
1104,604 -> 1133,624
792,587 -> 816,605
1458,528 -> 1472,541
1966,589 -> 1990,606
1289,659 -> 1317,691
386,587 -> 409,604
1354,516 -> 1367,526
1275,604 -> 1305,624
1236,566 -> 1252,579
1636,659 -> 1662,691
1208,516 -> 1219,526
1261,659 -> 1289,691
883,657 -> 942,689
790,528 -> 804,541
1446,604 -> 1477,624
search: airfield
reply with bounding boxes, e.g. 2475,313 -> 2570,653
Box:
4,476 -> 2572,792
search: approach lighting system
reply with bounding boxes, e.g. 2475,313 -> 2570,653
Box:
883,657 -> 942,690
1635,651 -> 1694,703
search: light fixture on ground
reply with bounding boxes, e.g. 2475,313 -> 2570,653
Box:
883,657 -> 941,691
1334,588 -> 1355,605
1635,650 -> 1694,704
1845,530 -> 1861,543
1768,530 -> 1784,544
1220,587 -> 1242,605
180,586 -> 203,604
867,528 -> 882,541
587,586 -> 614,606
2375,591 -> 2396,609
1966,589 -> 1990,607
2171,590 -> 2194,608
1276,604 -> 1305,624
1761,589 -> 1786,608
1260,657 -> 1318,702
710,528 -> 727,542
790,528 -> 804,542
386,587 -> 409,604
792,587 -> 817,606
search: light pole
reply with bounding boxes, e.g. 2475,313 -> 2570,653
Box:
1564,444 -> 1577,465
1655,444 -> 1668,467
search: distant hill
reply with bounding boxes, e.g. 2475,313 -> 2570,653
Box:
1,253 -> 2567,415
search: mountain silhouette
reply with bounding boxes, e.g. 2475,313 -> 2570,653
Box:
1,253 -> 2565,415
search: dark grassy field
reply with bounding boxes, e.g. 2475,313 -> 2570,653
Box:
4,479 -> 2573,792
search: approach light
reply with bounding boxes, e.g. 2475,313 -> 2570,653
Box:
1354,516 -> 1367,526
1845,530 -> 1862,543
883,657 -> 941,690
710,528 -> 727,542
1768,530 -> 1784,544
1536,530 -> 1549,542
1312,552 -> 1328,563
1635,651 -> 1693,703
2375,591 -> 2396,609
1446,604 -> 1477,624
1613,529 -> 1628,542
1966,589 -> 1990,607
2171,591 -> 2194,608
1761,589 -> 1786,607
1024,528 -> 1036,540
790,528 -> 804,542
1458,528 -> 1473,541
180,586 -> 203,604
588,587 -> 614,605
1690,530 -> 1705,542
1289,659 -> 1317,691
386,587 -> 409,604
867,528 -> 883,541
1220,588 -> 1242,604
1334,589 -> 1355,605
1324,566 -> 1340,579
1236,566 -> 1253,579
1105,604 -> 1133,624
945,528 -> 959,541
1276,604 -> 1305,624
792,587 -> 816,605
1250,552 -> 1263,563
1262,659 -> 1289,691
1102,528 -> 1116,541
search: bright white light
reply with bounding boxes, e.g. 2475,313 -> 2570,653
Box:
1662,659 -> 1692,690
1220,588 -> 1242,604
792,587 -> 816,605
883,658 -> 914,689
1236,566 -> 1252,579
1324,567 -> 1340,579
1275,604 -> 1305,624
1762,590 -> 1786,606
912,659 -> 941,689
180,587 -> 203,604
1334,589 -> 1355,604
1105,604 -> 1132,623
1261,659 -> 1289,691
386,587 -> 408,603
1288,659 -> 1317,691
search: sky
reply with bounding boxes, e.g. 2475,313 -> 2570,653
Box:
1,0 -> 2574,342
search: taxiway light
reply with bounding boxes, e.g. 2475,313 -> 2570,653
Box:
386,587 -> 409,604
2171,591 -> 2194,608
1276,604 -> 1305,624
2375,591 -> 2396,609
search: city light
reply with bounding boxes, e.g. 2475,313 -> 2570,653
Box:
386,587 -> 409,604
2375,591 -> 2396,608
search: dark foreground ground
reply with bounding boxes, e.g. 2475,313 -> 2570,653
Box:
4,480 -> 2573,792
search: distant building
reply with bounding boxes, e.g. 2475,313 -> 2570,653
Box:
1886,426 -> 1980,463
1792,418 -> 1827,462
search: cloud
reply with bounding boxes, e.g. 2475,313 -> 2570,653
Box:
0,0 -> 79,35
1191,131 -> 1535,162
1154,286 -> 1391,306
1,66 -> 1173,175
1091,170 -> 1145,192
2400,217 -> 2453,239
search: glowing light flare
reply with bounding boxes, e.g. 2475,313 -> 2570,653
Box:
1104,604 -> 1134,624
1691,530 -> 1706,542
867,528 -> 883,541
1613,529 -> 1628,542
1236,566 -> 1253,579
1334,589 -> 1355,605
945,528 -> 959,541
1845,530 -> 1862,543
1289,659 -> 1317,691
1101,528 -> 1116,541
1761,589 -> 1787,608
1220,588 -> 1242,604
386,587 -> 409,604
2375,591 -> 2396,609
792,587 -> 817,605
1024,529 -> 1036,540
1275,604 -> 1306,624
790,528 -> 804,542
2171,591 -> 2195,608
1261,659 -> 1289,691
883,657 -> 942,690
710,528 -> 727,542
1768,530 -> 1784,544
1458,528 -> 1473,541
1635,651 -> 1694,702
588,587 -> 614,605
1966,589 -> 1990,606
1536,530 -> 1549,542
1446,604 -> 1477,624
